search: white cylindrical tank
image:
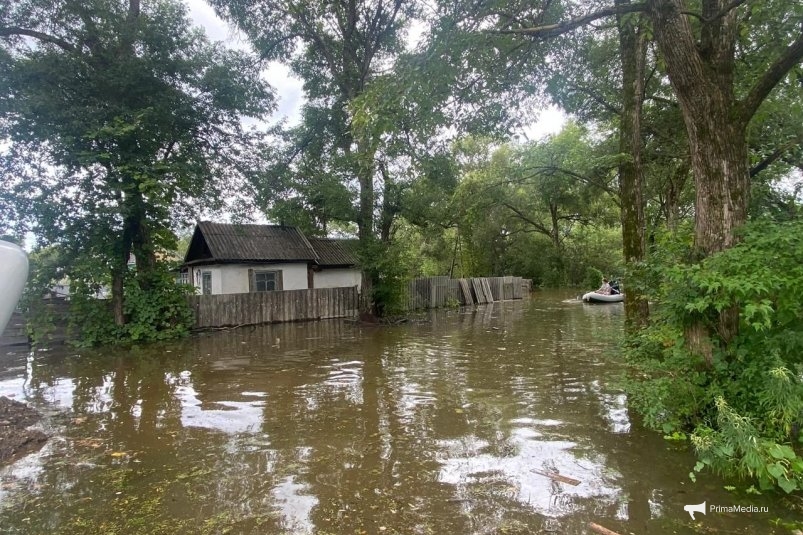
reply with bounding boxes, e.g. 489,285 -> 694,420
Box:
0,240 -> 29,336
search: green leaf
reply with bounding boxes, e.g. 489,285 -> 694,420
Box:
777,476 -> 797,494
769,444 -> 796,461
767,462 -> 786,479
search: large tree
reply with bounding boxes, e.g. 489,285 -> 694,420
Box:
209,0 -> 536,313
207,0 -> 416,312
483,0 -> 803,356
448,129 -> 621,284
497,0 -> 803,257
208,0 -> 413,239
0,0 -> 273,325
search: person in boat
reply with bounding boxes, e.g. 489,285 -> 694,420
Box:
608,279 -> 621,295
595,278 -> 612,295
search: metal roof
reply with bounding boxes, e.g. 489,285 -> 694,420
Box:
306,238 -> 359,267
184,222 -> 358,267
186,222 -> 317,264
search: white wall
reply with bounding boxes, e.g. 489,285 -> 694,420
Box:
191,266 -> 223,295
191,263 -> 309,295
314,268 -> 362,290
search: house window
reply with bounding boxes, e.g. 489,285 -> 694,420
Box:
201,271 -> 212,295
177,269 -> 189,285
252,270 -> 282,292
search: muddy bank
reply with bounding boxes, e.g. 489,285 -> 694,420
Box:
0,396 -> 47,464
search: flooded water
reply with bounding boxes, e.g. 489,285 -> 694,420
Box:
0,290 -> 798,534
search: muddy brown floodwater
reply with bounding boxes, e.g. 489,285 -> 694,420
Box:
0,290 -> 799,534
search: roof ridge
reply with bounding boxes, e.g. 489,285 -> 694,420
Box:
289,226 -> 319,262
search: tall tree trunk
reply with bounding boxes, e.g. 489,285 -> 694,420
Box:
549,202 -> 561,250
378,162 -> 397,244
648,0 -> 749,357
686,112 -> 749,256
354,139 -> 378,315
111,269 -> 125,326
129,193 -> 157,278
647,0 -> 749,256
109,0 -> 142,328
111,227 -> 133,327
616,0 -> 649,330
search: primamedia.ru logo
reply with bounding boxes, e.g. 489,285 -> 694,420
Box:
710,504 -> 769,514
684,501 -> 769,520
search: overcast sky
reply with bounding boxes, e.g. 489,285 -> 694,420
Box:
186,0 -> 305,125
184,0 -> 565,139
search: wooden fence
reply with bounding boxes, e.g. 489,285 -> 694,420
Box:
188,286 -> 359,329
0,311 -> 28,347
406,276 -> 529,310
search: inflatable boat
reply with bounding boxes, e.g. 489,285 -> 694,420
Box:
0,240 -> 29,335
582,291 -> 624,303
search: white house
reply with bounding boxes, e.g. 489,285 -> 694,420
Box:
181,222 -> 361,295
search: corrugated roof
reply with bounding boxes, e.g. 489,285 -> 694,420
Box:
189,222 -> 318,263
307,238 -> 359,266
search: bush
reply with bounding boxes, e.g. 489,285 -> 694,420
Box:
70,268 -> 195,347
625,220 -> 803,493
359,238 -> 415,317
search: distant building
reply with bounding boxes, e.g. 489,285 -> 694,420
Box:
180,222 -> 361,295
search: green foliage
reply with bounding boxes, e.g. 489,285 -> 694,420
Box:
445,296 -> 461,308
359,239 -> 415,317
625,220 -> 803,493
70,269 -> 195,347
582,267 -> 604,291
444,132 -> 622,285
1,0 -> 272,330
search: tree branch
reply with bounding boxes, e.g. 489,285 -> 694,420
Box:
705,0 -> 748,23
750,136 -> 803,178
645,94 -> 678,107
740,31 -> 803,122
0,27 -> 75,52
491,3 -> 646,39
683,0 -> 748,23
565,81 -> 622,116
521,165 -> 620,202
501,202 -> 553,236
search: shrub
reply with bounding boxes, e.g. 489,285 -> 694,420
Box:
70,268 -> 195,347
624,220 -> 803,493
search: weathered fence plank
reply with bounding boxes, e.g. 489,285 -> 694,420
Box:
406,276 -> 529,310
188,286 -> 359,329
472,278 -> 486,304
482,278 -> 494,303
458,279 -> 474,305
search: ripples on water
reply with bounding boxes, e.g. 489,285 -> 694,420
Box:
0,290 -> 791,534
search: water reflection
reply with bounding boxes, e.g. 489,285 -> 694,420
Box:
0,291 -> 791,534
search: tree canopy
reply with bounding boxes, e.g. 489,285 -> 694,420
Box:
1,0 -> 273,333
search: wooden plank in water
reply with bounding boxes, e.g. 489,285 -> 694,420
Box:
531,469 -> 581,486
588,523 -> 623,535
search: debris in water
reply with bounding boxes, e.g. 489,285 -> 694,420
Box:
531,469 -> 581,486
588,522 -> 622,535
0,396 -> 47,464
